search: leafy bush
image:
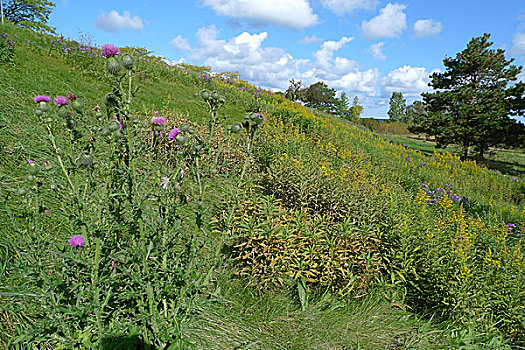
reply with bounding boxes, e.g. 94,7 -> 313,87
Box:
213,192 -> 383,296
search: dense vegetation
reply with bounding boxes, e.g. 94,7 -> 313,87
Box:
1,23 -> 524,349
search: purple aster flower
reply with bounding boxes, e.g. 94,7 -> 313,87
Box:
54,96 -> 69,106
451,194 -> 461,202
168,128 -> 180,141
419,162 -> 427,166
101,44 -> 119,58
152,116 -> 166,125
507,223 -> 516,231
69,235 -> 85,248
33,95 -> 50,103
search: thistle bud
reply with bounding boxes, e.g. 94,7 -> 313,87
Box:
175,134 -> 188,145
105,93 -> 117,104
39,102 -> 50,112
28,162 -> 40,175
26,175 -> 34,182
65,118 -> 76,129
106,56 -> 122,75
211,91 -> 220,101
231,123 -> 243,134
71,99 -> 83,113
17,188 -> 27,196
58,107 -> 71,118
35,108 -> 43,116
253,113 -> 265,125
180,123 -> 190,132
200,90 -> 211,101
120,54 -> 134,69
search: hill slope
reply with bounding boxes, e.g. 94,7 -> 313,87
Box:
1,23 -> 524,349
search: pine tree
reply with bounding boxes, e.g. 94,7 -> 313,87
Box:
409,33 -> 525,160
387,92 -> 407,122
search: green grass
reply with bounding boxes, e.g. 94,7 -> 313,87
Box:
380,134 -> 525,177
0,23 -> 523,349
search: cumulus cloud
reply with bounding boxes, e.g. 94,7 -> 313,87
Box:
511,32 -> 525,55
181,26 -> 379,97
367,42 -> 386,60
331,68 -> 381,96
361,3 -> 407,40
202,0 -> 318,30
320,0 -> 378,15
94,10 -> 143,33
381,65 -> 434,98
313,37 -> 354,71
413,19 -> 443,38
171,35 -> 192,51
299,35 -> 324,44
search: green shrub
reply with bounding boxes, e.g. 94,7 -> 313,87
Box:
213,192 -> 384,296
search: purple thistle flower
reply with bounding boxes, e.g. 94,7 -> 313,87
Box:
34,95 -> 50,103
28,159 -> 34,164
152,117 -> 166,125
54,96 -> 69,106
168,128 -> 180,141
69,235 -> 85,248
101,44 -> 119,58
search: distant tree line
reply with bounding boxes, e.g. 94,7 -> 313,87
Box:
285,79 -> 363,121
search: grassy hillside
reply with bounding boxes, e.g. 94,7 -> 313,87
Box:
1,23 -> 524,349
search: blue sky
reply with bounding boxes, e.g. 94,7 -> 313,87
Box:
49,0 -> 525,119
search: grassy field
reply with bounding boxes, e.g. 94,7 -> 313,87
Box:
1,23 -> 524,349
377,134 -> 525,177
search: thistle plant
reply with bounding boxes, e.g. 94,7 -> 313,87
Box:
10,44 -> 220,349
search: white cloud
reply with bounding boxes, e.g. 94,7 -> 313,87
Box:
183,26 -> 378,97
511,32 -> 525,55
202,0 -> 318,30
171,35 -> 191,51
94,10 -> 144,33
367,42 -> 386,60
413,19 -> 443,38
299,35 -> 324,44
321,0 -> 378,15
313,37 -> 354,71
381,65 -> 433,97
361,3 -> 407,40
331,68 -> 381,96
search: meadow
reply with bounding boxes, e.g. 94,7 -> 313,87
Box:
0,23 -> 524,349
